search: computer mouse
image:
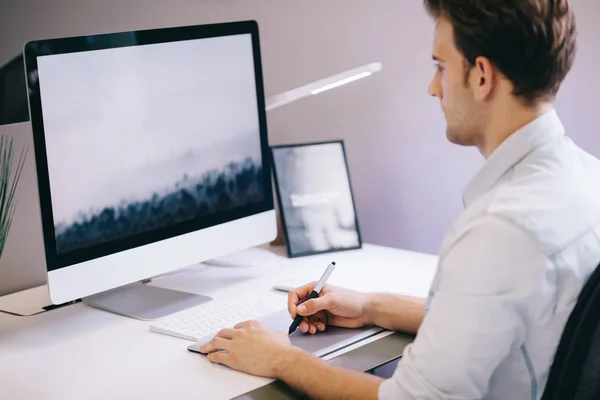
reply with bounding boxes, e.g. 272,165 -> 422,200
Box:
187,337 -> 213,355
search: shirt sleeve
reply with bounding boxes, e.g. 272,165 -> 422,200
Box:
378,213 -> 551,399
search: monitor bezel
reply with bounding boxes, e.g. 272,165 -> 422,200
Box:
23,20 -> 273,272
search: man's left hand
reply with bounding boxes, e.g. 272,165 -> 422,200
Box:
199,320 -> 296,378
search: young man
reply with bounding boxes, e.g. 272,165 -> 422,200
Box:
199,1 -> 600,398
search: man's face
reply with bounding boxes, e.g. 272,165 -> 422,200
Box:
428,19 -> 485,147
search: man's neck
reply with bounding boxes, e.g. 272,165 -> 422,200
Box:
478,101 -> 554,158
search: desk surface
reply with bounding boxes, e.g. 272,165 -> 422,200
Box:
0,244 -> 437,400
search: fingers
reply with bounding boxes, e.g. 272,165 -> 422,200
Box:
299,319 -> 309,333
215,328 -> 237,339
296,296 -> 333,316
299,318 -> 327,334
207,350 -> 233,368
200,336 -> 232,354
233,320 -> 251,329
299,320 -> 317,334
200,325 -> 247,353
233,319 -> 264,330
288,281 -> 317,318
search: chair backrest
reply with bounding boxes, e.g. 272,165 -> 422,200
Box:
541,262 -> 600,400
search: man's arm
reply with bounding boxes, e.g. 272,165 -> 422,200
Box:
271,293 -> 425,400
378,214 -> 550,399
364,294 -> 426,334
276,347 -> 384,400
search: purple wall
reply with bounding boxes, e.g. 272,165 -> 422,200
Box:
0,0 -> 599,294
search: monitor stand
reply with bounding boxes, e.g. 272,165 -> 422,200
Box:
203,246 -> 277,267
82,282 -> 212,321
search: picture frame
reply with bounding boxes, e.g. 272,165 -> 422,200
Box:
270,140 -> 362,258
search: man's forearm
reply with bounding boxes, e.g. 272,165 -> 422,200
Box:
276,348 -> 383,400
364,293 -> 426,334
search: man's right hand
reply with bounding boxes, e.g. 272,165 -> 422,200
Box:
287,282 -> 370,334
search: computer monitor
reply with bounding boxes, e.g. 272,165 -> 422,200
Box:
23,20 -> 277,319
0,54 -> 29,125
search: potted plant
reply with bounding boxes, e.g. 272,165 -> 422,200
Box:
0,134 -> 29,258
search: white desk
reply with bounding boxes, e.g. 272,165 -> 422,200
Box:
0,244 -> 437,400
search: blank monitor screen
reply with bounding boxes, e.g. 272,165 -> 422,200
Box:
25,22 -> 273,276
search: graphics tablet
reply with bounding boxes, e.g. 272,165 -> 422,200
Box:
187,309 -> 385,358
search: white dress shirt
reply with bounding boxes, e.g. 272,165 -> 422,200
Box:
379,110 -> 600,400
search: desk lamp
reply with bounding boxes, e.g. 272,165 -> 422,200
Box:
265,62 -> 382,111
206,62 -> 383,266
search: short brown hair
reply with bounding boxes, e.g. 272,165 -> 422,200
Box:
424,0 -> 577,104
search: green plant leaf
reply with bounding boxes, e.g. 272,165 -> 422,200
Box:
0,135 -> 29,257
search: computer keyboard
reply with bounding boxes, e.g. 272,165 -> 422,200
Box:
149,295 -> 286,341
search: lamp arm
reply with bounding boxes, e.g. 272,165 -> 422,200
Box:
264,62 -> 382,111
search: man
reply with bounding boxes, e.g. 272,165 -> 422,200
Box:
199,0 -> 600,398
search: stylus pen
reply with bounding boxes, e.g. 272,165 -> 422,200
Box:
288,261 -> 336,335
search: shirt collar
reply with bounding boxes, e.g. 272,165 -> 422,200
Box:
462,109 -> 566,208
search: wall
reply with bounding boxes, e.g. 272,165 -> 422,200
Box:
0,0 -> 599,295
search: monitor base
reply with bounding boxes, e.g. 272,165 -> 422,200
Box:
82,282 -> 212,321
204,247 -> 277,267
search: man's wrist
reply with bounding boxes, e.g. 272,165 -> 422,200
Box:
275,346 -> 308,380
362,293 -> 376,326
274,341 -> 385,400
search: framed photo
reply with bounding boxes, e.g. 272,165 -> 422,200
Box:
270,140 -> 362,258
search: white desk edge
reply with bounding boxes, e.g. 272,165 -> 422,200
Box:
0,243 -> 438,400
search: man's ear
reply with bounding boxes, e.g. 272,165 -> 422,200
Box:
473,56 -> 494,100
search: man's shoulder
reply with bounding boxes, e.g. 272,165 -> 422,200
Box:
485,142 -> 600,255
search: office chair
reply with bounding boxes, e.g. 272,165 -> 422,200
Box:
541,262 -> 600,400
